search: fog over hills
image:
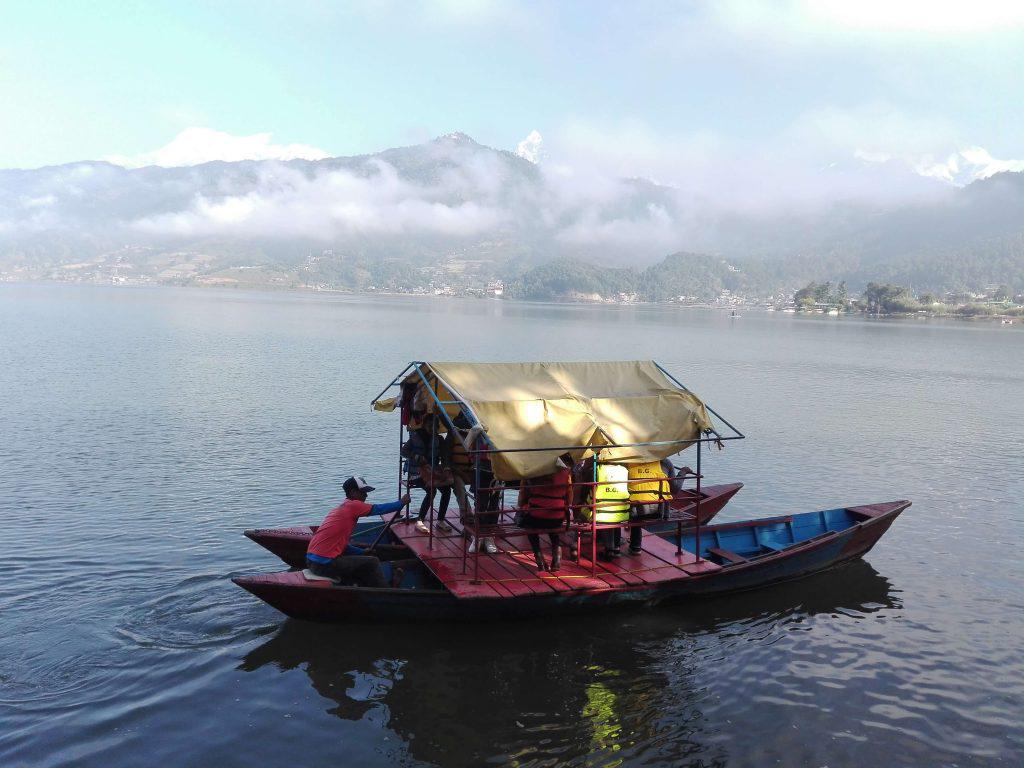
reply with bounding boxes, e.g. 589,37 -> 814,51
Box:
2,131 -> 1024,295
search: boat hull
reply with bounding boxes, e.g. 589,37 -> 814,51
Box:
232,499 -> 908,623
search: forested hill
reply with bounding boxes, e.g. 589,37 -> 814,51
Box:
510,242 -> 1024,301
507,253 -> 785,301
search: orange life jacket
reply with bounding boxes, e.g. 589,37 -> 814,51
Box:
523,468 -> 571,519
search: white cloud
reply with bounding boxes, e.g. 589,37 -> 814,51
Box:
798,105 -> 1024,186
104,127 -> 330,168
803,0 -> 1024,35
131,160 -> 506,239
550,119 -> 722,186
555,203 -> 681,252
340,0 -> 539,30
792,104 -> 959,159
24,194 -> 57,208
714,0 -> 1024,41
430,0 -> 508,24
538,110 -> 966,212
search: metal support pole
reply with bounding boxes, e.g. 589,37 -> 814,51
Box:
399,415 -> 407,521
591,457 -> 598,576
653,361 -> 745,440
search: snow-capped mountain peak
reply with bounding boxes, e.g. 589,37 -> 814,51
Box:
435,132 -> 478,145
856,145 -> 1024,187
516,130 -> 546,164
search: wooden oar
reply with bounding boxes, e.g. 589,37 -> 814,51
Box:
366,468 -> 413,553
365,508 -> 404,553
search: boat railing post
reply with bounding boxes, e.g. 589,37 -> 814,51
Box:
427,413 -> 436,549
460,434 -> 473,576
472,437 -> 481,584
694,437 -> 703,562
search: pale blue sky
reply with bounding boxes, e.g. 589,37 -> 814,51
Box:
3,0 -> 1023,182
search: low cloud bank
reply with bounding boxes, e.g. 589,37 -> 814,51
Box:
104,127 -> 329,168
132,160 -> 507,239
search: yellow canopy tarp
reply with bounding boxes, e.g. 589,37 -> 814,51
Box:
390,361 -> 713,480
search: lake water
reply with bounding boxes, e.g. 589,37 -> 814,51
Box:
1,284 -> 1021,767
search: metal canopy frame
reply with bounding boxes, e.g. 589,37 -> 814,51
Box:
370,360 -> 744,579
371,360 -> 744,451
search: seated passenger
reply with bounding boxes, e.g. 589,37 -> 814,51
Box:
306,476 -> 411,587
518,459 -> 572,572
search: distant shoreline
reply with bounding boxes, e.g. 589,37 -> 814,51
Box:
4,278 -> 1022,326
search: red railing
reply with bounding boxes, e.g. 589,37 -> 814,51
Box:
413,465 -> 704,579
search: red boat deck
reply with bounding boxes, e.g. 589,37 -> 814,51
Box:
388,514 -> 720,600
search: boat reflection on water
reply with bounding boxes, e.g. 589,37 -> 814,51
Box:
239,561 -> 898,766
675,557 -> 900,631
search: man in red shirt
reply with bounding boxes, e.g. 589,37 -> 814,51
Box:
306,476 -> 411,587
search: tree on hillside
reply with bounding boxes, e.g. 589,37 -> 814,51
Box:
794,281 -> 819,309
862,282 -> 918,314
793,280 -> 849,310
835,281 -> 848,306
813,281 -> 832,304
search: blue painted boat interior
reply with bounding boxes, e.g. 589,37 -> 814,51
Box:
350,518 -> 394,543
390,563 -> 436,590
680,507 -> 862,565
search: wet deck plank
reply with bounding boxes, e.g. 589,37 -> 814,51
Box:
641,533 -> 722,575
389,513 -> 718,599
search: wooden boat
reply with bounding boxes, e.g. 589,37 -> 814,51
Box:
244,482 -> 743,569
232,500 -> 909,622
233,361 -> 909,623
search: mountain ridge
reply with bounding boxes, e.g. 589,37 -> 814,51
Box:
2,133 -> 1023,294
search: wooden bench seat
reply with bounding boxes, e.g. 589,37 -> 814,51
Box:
708,546 -> 747,564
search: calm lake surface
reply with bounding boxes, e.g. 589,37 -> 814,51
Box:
1,284 -> 1022,767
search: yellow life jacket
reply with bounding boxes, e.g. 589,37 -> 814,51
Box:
628,461 -> 670,504
592,463 -> 630,523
